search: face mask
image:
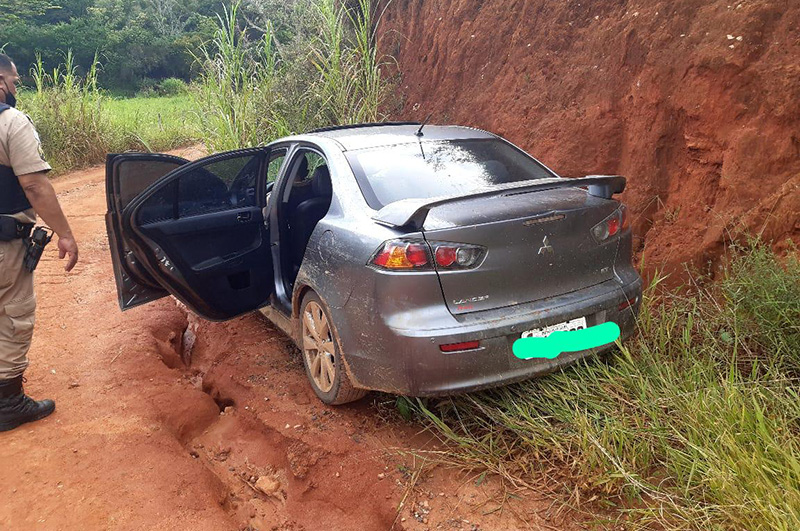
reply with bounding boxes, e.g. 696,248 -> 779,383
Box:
2,80 -> 15,108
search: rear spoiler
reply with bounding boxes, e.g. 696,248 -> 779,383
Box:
372,175 -> 626,230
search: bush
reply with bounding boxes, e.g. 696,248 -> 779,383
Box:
135,77 -> 159,98
157,78 -> 187,96
21,51 -> 199,172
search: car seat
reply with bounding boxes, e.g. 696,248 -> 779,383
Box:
290,165 -> 332,271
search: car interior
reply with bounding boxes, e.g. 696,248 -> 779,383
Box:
278,149 -> 333,292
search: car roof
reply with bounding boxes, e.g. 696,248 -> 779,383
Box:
307,124 -> 497,151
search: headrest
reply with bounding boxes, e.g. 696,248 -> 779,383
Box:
311,166 -> 332,196
296,157 -> 309,180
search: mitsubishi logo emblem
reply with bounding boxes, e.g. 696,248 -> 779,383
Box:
538,236 -> 554,255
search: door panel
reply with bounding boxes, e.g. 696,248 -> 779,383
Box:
123,149 -> 273,321
105,153 -> 189,310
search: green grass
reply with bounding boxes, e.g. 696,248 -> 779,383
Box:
106,94 -> 199,154
23,91 -> 198,173
19,51 -> 198,173
408,243 -> 800,530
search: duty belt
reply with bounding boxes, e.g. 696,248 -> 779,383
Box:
0,215 -> 34,241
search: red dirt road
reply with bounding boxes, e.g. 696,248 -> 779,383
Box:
0,151 -> 574,531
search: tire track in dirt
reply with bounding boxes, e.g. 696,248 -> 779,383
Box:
0,148 -> 578,530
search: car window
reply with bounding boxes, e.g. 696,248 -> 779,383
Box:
137,154 -> 260,224
118,159 -> 184,210
178,155 -> 259,218
281,150 -> 328,203
305,152 -> 326,178
293,151 -> 326,184
345,138 -> 556,210
267,149 -> 287,183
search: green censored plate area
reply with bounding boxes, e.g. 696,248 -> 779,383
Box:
513,322 -> 621,360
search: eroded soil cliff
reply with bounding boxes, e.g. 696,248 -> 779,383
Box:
381,0 -> 800,275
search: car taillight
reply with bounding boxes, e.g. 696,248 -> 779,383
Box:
369,239 -> 486,271
591,205 -> 629,243
432,242 -> 485,269
370,240 -> 431,270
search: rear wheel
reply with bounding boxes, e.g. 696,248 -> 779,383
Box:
300,291 -> 366,405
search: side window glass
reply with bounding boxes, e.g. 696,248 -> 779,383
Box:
136,154 -> 263,225
306,152 -> 326,177
138,180 -> 177,225
292,151 -> 327,184
118,159 -> 183,210
178,155 -> 259,218
267,149 -> 287,183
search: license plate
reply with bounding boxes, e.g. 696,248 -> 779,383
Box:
521,316 -> 587,338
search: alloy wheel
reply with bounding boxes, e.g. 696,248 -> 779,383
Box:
302,300 -> 336,393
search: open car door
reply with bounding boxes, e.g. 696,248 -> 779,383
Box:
106,153 -> 188,310
106,148 -> 274,321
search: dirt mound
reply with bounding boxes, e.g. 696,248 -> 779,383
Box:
380,0 -> 800,276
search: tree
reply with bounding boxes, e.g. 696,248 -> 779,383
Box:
0,0 -> 59,24
149,0 -> 189,38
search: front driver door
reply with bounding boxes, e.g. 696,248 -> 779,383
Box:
110,148 -> 274,321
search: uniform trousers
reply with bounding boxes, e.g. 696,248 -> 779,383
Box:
0,238 -> 35,380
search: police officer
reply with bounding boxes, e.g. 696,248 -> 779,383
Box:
0,53 -> 78,432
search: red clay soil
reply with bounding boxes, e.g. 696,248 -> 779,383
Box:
0,150 -> 581,530
380,0 -> 800,277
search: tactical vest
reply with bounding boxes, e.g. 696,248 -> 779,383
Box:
0,102 -> 34,214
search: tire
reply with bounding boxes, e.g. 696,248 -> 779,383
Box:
299,291 -> 367,405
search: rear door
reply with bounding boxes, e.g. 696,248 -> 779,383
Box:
107,148 -> 274,321
106,153 -> 189,310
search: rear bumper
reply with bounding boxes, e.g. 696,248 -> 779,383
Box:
344,275 -> 642,396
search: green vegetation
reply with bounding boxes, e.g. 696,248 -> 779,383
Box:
192,0 -> 388,152
106,94 -> 197,152
1,0 -> 218,92
21,52 -> 115,171
1,0 -> 390,100
20,52 -> 197,172
12,0 -> 389,170
409,243 -> 800,530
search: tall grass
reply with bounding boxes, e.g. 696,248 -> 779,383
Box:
23,51 -> 115,171
106,95 -> 199,154
411,243 -> 800,529
192,3 -> 286,152
311,0 -> 384,124
192,0 -> 389,151
21,52 -> 199,172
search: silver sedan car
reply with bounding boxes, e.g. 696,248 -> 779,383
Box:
106,123 -> 642,404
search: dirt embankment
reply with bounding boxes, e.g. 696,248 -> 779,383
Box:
380,0 -> 800,275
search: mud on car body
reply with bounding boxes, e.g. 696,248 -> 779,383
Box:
105,123 -> 642,405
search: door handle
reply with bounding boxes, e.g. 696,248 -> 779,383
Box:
237,212 -> 252,223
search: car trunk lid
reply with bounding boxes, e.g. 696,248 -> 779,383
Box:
421,188 -> 621,314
